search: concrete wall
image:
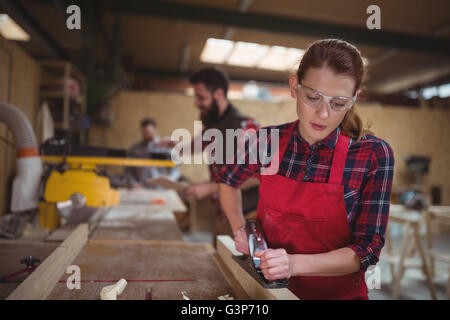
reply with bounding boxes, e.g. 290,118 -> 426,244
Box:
0,37 -> 41,216
89,90 -> 450,205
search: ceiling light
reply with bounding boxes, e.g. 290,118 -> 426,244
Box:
258,46 -> 304,71
422,87 -> 438,99
226,41 -> 269,67
0,14 -> 30,41
200,38 -> 233,64
438,83 -> 450,98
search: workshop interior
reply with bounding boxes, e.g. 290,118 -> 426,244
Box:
0,0 -> 449,301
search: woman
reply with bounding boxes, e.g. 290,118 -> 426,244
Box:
218,39 -> 394,300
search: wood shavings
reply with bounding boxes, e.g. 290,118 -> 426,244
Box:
100,279 -> 127,300
218,294 -> 234,300
181,290 -> 190,300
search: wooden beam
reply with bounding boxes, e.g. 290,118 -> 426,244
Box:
205,245 -> 249,300
106,0 -> 450,56
216,235 -> 298,300
7,223 -> 88,300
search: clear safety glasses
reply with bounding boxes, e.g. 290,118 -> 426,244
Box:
297,83 -> 356,112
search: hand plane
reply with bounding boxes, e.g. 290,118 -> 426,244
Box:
232,219 -> 289,289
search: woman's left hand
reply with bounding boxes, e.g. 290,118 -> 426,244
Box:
254,249 -> 294,281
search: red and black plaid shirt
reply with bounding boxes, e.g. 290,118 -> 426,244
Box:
218,120 -> 395,271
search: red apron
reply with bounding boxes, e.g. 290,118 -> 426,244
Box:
257,120 -> 368,300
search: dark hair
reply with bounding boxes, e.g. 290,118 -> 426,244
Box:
189,67 -> 229,96
297,39 -> 372,143
140,118 -> 156,128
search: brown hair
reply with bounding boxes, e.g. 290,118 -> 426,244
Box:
189,67 -> 229,96
297,39 -> 373,143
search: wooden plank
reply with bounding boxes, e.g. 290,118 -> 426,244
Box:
7,224 -> 89,300
45,208 -> 107,242
205,245 -> 250,300
216,235 -> 298,300
47,239 -> 243,300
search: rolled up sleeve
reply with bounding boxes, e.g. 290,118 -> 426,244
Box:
347,140 -> 394,271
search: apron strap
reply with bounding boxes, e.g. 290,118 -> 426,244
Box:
328,131 -> 350,185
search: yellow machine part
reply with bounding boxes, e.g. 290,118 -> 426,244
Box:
39,201 -> 60,230
43,169 -> 120,207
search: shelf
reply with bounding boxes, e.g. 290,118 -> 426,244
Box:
39,60 -> 87,131
40,90 -> 84,104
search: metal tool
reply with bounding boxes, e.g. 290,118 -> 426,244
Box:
0,256 -> 40,282
232,219 -> 289,289
0,213 -> 29,239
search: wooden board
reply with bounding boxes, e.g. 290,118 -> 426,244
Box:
0,241 -> 59,299
216,235 -> 299,300
91,208 -> 183,241
47,239 -> 247,300
118,188 -> 187,212
7,224 -> 89,300
45,208 -> 106,242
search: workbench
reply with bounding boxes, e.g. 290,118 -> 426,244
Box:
47,239 -> 240,300
0,241 -> 59,299
90,188 -> 186,241
5,223 -> 297,300
3,187 -> 298,300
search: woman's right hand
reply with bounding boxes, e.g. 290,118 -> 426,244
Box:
234,226 -> 249,255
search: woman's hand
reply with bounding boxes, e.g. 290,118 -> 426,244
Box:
254,249 -> 294,281
233,226 -> 249,255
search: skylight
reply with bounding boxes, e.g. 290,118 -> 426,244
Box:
200,38 -> 305,71
422,83 -> 450,99
0,14 -> 30,41
226,41 -> 269,67
257,46 -> 304,71
199,38 -> 233,64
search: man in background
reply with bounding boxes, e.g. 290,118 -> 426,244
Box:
186,67 -> 260,243
127,118 -> 180,188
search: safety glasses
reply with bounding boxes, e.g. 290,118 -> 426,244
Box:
297,83 -> 356,112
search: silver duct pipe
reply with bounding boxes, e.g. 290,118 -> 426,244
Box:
0,101 -> 42,212
0,102 -> 38,150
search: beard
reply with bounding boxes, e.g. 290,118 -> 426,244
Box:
200,97 -> 220,129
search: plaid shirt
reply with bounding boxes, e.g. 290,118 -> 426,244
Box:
218,120 -> 395,271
